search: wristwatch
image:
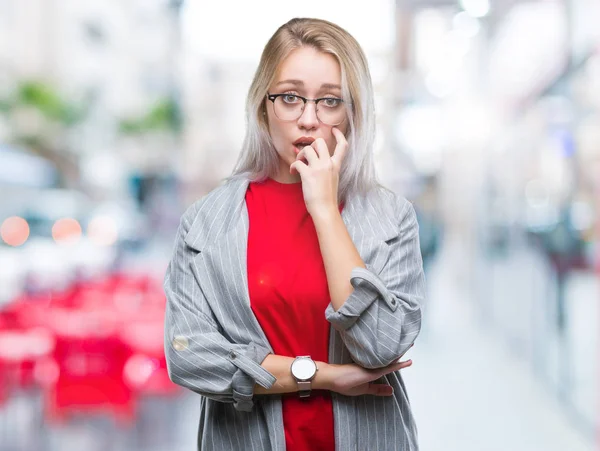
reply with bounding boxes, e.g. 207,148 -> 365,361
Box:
290,356 -> 318,398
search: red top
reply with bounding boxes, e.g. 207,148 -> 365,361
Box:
246,177 -> 340,451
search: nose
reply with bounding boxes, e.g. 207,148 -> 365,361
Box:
297,101 -> 319,129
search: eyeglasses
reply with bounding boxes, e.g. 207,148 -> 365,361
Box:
266,93 -> 348,126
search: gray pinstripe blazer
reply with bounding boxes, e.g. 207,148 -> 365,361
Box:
163,175 -> 425,451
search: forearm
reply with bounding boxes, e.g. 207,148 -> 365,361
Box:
312,207 -> 365,311
254,354 -> 332,394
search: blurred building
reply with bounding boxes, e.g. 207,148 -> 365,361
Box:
393,0 -> 600,438
0,0 -> 184,196
179,58 -> 255,196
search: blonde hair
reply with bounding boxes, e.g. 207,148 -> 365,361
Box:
227,17 -> 382,204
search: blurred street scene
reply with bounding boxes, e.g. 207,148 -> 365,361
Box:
0,0 -> 598,450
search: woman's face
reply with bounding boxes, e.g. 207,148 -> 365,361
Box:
265,46 -> 349,183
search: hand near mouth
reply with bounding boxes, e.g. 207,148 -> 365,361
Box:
290,127 -> 348,219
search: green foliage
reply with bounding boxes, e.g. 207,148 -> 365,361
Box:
119,97 -> 181,135
0,98 -> 10,113
17,81 -> 84,125
0,80 -> 85,125
0,80 -> 181,138
15,134 -> 44,149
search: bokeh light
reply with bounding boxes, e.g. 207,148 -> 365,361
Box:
52,218 -> 82,244
1,216 -> 30,246
87,215 -> 119,246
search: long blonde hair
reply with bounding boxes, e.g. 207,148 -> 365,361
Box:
227,17 -> 382,204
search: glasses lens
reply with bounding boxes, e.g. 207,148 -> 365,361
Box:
273,95 -> 346,125
316,98 -> 345,126
273,95 -> 303,121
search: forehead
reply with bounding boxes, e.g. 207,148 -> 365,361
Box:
274,46 -> 341,89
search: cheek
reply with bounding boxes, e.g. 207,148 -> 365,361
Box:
266,116 -> 281,140
267,118 -> 290,152
327,134 -> 340,154
327,136 -> 336,152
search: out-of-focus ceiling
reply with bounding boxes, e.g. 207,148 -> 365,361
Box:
396,0 -> 532,33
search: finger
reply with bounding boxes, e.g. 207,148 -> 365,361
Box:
295,148 -> 310,166
298,144 -> 319,165
396,359 -> 413,369
330,127 -> 348,167
311,138 -> 330,159
290,160 -> 308,176
368,384 -> 394,397
377,359 -> 412,377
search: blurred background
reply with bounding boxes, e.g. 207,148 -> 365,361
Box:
0,0 -> 598,450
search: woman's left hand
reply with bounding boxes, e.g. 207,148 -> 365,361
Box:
290,127 -> 348,219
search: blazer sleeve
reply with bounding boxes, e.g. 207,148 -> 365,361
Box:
163,204 -> 276,412
324,199 -> 425,369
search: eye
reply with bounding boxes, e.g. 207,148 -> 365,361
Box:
281,94 -> 300,104
321,98 -> 342,108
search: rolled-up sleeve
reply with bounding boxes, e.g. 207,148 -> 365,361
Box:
325,200 -> 425,369
164,206 -> 276,412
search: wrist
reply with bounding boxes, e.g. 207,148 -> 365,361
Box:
313,361 -> 337,391
310,204 -> 340,224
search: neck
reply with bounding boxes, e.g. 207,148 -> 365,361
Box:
272,170 -> 302,184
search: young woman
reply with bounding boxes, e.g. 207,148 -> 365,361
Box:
164,17 -> 425,451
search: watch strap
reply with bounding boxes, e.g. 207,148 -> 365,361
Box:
297,380 -> 312,398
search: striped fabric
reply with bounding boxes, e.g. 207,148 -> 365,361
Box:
163,176 -> 425,451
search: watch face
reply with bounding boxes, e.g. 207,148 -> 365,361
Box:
291,358 -> 316,380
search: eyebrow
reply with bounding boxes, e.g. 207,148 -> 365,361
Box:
275,79 -> 342,90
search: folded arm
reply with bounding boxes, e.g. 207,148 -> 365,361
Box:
318,199 -> 425,369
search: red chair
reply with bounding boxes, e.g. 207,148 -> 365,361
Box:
43,308 -> 135,426
0,316 -> 9,406
0,316 -> 55,392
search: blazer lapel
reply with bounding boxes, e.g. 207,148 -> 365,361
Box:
185,177 -> 273,349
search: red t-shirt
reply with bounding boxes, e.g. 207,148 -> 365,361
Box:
246,177 -> 341,451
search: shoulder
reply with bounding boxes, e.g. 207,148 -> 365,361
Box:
367,185 -> 415,225
180,177 -> 247,228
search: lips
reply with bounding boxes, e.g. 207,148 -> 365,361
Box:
294,137 -> 315,145
293,137 -> 315,154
